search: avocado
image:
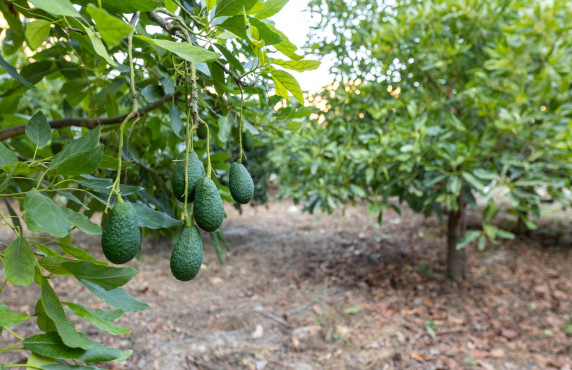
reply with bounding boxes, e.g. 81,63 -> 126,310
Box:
171,151 -> 205,203
229,162 -> 254,204
197,124 -> 207,139
194,177 -> 225,232
243,131 -> 255,152
101,201 -> 140,264
170,225 -> 203,281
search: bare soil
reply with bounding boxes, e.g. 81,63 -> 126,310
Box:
1,200 -> 571,369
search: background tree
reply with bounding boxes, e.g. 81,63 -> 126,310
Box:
273,0 -> 572,279
0,0 -> 317,367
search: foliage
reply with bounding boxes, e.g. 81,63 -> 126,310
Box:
274,0 -> 572,266
0,0 -> 316,367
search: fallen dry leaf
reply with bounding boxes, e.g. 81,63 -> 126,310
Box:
312,304 -> 323,316
252,324 -> 264,339
490,348 -> 505,358
501,328 -> 518,339
410,351 -> 432,362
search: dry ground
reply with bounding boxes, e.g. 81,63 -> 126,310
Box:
1,200 -> 571,369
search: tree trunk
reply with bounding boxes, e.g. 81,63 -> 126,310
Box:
447,195 -> 467,280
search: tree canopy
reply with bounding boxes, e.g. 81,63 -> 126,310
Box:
274,0 -> 572,278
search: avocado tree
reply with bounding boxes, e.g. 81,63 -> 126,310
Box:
273,0 -> 572,279
0,0 -> 317,367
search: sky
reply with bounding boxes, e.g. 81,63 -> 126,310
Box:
269,0 -> 334,93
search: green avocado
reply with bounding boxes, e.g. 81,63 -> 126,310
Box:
171,151 -> 205,203
197,124 -> 207,139
101,201 -> 140,264
194,177 -> 225,232
229,162 -> 254,204
243,131 -> 255,152
170,225 -> 203,281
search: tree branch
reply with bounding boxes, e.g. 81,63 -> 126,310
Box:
147,10 -> 256,88
0,92 -> 180,141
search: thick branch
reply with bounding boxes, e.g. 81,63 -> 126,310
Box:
0,92 -> 179,141
147,10 -> 255,87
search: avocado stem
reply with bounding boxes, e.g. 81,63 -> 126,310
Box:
238,85 -> 244,164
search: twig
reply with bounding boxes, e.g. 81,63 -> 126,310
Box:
255,310 -> 292,328
0,92 -> 180,141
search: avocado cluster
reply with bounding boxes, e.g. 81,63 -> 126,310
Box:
101,127 -> 256,283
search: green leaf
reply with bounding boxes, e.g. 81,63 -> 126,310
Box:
24,190 -> 71,237
131,203 -> 184,229
256,0 -> 288,19
496,228 -> 515,240
462,172 -> 484,192
272,59 -> 320,71
248,17 -> 282,45
271,69 -> 304,104
63,261 -> 137,290
135,36 -> 220,63
0,53 -> 35,88
483,224 -> 498,240
87,5 -> 133,47
141,84 -> 164,102
93,308 -> 123,321
3,236 -> 35,286
26,111 -> 51,147
477,235 -> 487,251
217,115 -> 232,144
206,0 -> 217,11
456,230 -> 480,250
34,299 -> 57,333
3,198 -> 21,231
219,15 -> 248,40
266,24 -> 303,60
28,0 -> 81,17
0,303 -> 30,326
22,332 -> 85,359
79,279 -> 150,312
213,43 -> 244,73
64,209 -> 102,236
169,103 -> 183,138
59,243 -> 105,265
43,363 -> 99,369
210,231 -> 225,264
38,256 -> 74,276
25,353 -> 56,369
160,76 -> 175,95
81,25 -> 118,66
0,142 -> 18,168
74,175 -> 142,196
73,0 -> 162,13
79,344 -> 124,362
26,20 -> 51,49
63,302 -> 130,335
57,145 -> 103,176
49,127 -> 100,171
215,0 -> 258,17
164,0 -> 177,12
344,305 -> 361,314
41,278 -> 94,349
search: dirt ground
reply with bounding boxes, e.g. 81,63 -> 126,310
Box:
1,199 -> 571,369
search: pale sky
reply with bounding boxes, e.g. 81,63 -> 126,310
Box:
270,0 -> 333,93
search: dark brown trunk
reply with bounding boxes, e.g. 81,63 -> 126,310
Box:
447,195 -> 467,280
